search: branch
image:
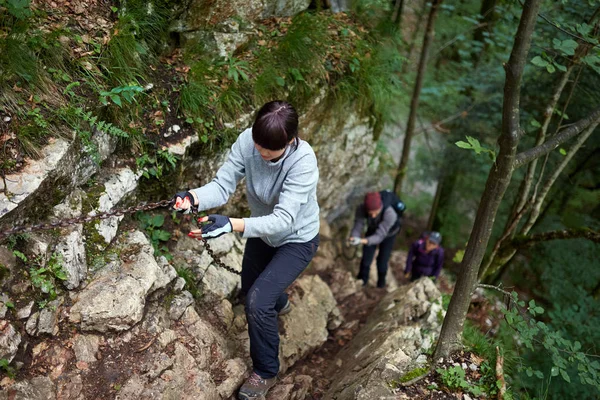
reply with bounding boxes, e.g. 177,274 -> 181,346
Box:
514,107 -> 600,168
512,228 -> 600,248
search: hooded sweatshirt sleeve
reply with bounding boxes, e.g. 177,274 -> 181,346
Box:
405,240 -> 418,274
365,207 -> 398,245
242,153 -> 318,238
433,247 -> 445,279
350,206 -> 366,238
190,132 -> 246,210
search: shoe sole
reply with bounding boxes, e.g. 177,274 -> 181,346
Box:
238,392 -> 268,400
278,302 -> 291,316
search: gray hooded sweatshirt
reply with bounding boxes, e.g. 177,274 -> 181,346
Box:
190,128 -> 320,247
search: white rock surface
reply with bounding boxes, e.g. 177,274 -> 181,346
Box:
69,231 -> 176,332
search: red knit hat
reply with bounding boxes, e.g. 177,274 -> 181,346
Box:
364,192 -> 382,211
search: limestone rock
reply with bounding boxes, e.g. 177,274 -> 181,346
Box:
0,138 -> 70,218
328,269 -> 362,300
3,376 -> 56,400
16,301 -> 34,320
172,233 -> 244,301
216,358 -> 249,398
69,231 -> 175,332
168,291 -> 194,320
117,343 -> 220,400
325,279 -> 444,399
54,227 -> 86,290
72,334 -> 100,363
90,168 -> 142,244
26,298 -> 63,336
0,320 -> 21,362
0,293 -> 10,319
279,275 -> 341,373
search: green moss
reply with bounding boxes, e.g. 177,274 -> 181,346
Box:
389,366 -> 430,388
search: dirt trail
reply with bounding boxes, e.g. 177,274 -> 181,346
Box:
277,255 -> 410,399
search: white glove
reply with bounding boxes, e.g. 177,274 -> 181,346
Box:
349,237 -> 362,246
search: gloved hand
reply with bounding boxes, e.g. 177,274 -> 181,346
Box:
199,214 -> 232,239
171,191 -> 195,213
348,237 -> 362,246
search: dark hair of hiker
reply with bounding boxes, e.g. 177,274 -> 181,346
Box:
252,101 -> 299,150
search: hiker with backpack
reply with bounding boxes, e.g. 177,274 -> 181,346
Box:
171,101 -> 320,400
348,190 -> 405,288
404,231 -> 444,281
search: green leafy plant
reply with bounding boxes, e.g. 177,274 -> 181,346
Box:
437,365 -> 485,397
0,358 -> 16,378
135,149 -> 179,180
100,84 -> 144,107
175,266 -> 201,299
217,56 -> 250,83
0,0 -> 32,20
135,212 -> 171,258
502,292 -> 600,391
74,107 -> 130,138
455,136 -> 497,162
26,253 -> 67,302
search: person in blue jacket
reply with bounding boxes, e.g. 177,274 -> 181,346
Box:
171,101 -> 319,400
404,231 -> 444,281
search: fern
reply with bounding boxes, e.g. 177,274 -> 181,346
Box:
74,108 -> 129,138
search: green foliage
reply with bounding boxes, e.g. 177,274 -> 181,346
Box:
217,56 -> 250,83
100,84 -> 144,107
136,149 -> 179,180
0,358 -> 16,378
135,212 -> 171,258
437,366 -> 485,397
0,0 -> 32,20
175,266 -> 201,299
499,290 -> 600,395
74,107 -> 130,138
400,367 -> 429,383
455,136 -> 497,162
25,253 -> 67,302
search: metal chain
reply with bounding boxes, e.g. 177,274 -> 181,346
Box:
0,199 -> 240,275
200,236 -> 241,276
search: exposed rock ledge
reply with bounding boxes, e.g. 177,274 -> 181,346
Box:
324,278 -> 444,400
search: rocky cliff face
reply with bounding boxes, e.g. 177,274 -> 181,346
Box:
0,1 -> 443,398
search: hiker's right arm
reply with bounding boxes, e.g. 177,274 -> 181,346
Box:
190,129 -> 247,210
350,206 -> 366,239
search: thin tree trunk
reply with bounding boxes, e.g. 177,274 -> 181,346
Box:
472,0 -> 498,65
402,1 -> 429,73
391,0 -> 405,27
434,0 -> 543,359
393,0 -> 444,195
427,176 -> 443,231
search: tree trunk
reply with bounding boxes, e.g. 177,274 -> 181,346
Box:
403,0 -> 429,73
391,0 -> 405,27
393,0 -> 444,195
433,0 -> 543,359
472,0 -> 498,65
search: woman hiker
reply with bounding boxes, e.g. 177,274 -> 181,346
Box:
171,101 -> 320,400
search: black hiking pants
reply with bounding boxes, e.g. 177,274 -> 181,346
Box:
357,233 -> 397,288
241,235 -> 319,379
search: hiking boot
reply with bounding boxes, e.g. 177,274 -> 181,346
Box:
238,371 -> 277,399
278,300 -> 292,316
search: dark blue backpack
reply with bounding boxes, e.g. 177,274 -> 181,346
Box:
380,190 -> 406,229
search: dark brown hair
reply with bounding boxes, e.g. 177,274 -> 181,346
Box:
252,101 -> 299,150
